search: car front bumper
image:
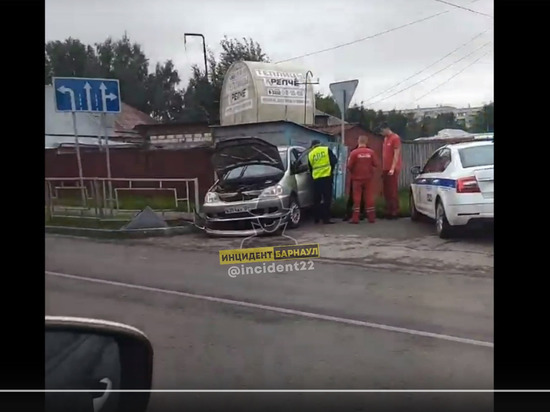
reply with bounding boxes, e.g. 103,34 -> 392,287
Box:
201,194 -> 291,237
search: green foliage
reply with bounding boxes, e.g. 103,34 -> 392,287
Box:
469,103 -> 494,133
183,36 -> 270,123
46,33 -> 494,136
45,34 -> 184,121
315,93 -> 341,118
331,189 -> 410,218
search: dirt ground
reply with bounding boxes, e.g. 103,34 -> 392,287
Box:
132,216 -> 494,277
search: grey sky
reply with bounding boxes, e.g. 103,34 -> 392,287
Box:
45,0 -> 493,111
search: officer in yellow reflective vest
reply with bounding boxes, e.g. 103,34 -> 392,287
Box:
307,140 -> 338,224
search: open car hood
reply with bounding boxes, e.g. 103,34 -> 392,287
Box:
212,137 -> 285,175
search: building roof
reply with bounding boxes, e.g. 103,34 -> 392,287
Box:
309,123 -> 357,135
45,85 -> 155,135
414,128 -> 474,141
45,85 -> 155,148
115,103 -> 157,132
315,109 -> 345,126
45,135 -> 137,149
211,119 -> 335,139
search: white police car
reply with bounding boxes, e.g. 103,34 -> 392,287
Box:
409,140 -> 493,238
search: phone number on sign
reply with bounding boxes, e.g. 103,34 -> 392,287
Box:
227,260 -> 315,278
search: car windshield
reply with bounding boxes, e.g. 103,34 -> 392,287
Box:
224,164 -> 283,180
458,144 -> 494,168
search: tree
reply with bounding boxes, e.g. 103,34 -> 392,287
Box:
45,34 -> 185,121
315,93 -> 340,118
469,103 -> 494,133
45,38 -> 99,84
182,36 -> 270,123
146,60 -> 185,121
94,34 -> 150,113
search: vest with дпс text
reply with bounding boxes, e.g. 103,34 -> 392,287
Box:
308,146 -> 332,180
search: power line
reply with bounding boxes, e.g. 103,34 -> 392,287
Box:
365,28 -> 491,102
367,41 -> 491,106
415,50 -> 492,101
433,0 -> 493,19
274,0 -> 482,64
274,11 -> 450,64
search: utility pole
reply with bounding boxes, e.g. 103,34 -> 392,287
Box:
184,33 -> 208,80
296,71 -> 319,125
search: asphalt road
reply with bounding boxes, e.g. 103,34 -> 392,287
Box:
45,234 -> 493,394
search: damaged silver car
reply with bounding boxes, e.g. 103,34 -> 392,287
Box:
199,137 -> 314,236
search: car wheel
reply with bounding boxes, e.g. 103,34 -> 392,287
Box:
410,191 -> 420,222
435,200 -> 453,239
288,196 -> 301,229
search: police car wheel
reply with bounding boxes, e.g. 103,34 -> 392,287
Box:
435,200 -> 453,239
288,196 -> 301,229
410,191 -> 420,222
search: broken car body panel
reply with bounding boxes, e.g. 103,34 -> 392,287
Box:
201,137 -> 314,237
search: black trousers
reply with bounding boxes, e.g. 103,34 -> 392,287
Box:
346,184 -> 366,218
313,177 -> 333,222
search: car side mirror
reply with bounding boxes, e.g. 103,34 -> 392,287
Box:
410,165 -> 421,175
45,316 -> 153,412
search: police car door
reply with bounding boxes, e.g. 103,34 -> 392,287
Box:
415,148 -> 444,217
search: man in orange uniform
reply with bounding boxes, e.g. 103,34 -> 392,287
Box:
347,135 -> 380,224
378,122 -> 402,219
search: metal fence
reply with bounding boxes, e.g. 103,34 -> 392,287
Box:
398,141 -> 447,189
45,177 -> 200,221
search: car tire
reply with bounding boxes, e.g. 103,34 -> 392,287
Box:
435,199 -> 453,239
288,195 -> 301,229
410,191 -> 420,222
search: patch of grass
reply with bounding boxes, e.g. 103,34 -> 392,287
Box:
375,189 -> 410,218
331,189 -> 410,218
45,216 -> 129,230
330,197 -> 349,218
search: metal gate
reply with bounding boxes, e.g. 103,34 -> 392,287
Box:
328,142 -> 348,199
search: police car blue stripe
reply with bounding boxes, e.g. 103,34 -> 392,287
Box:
413,178 -> 456,188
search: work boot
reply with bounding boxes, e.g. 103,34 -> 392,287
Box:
367,212 -> 376,223
350,211 -> 360,224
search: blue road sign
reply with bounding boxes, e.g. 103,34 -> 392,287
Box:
53,77 -> 121,113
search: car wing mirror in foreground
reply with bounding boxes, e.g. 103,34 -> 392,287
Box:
410,165 -> 421,175
45,316 -> 153,412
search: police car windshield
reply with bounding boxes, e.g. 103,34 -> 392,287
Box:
458,144 -> 494,168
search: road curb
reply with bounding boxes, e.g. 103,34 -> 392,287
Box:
45,223 -> 200,239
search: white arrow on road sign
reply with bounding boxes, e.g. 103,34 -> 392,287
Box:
57,86 -> 76,111
329,80 -> 359,115
99,83 -> 118,111
84,82 -> 93,111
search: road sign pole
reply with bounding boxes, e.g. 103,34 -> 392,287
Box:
341,90 -> 346,146
71,111 -> 86,207
334,90 -> 346,199
101,112 -> 114,215
53,77 -> 121,211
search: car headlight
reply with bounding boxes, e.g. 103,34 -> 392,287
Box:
204,192 -> 219,203
260,184 -> 284,198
